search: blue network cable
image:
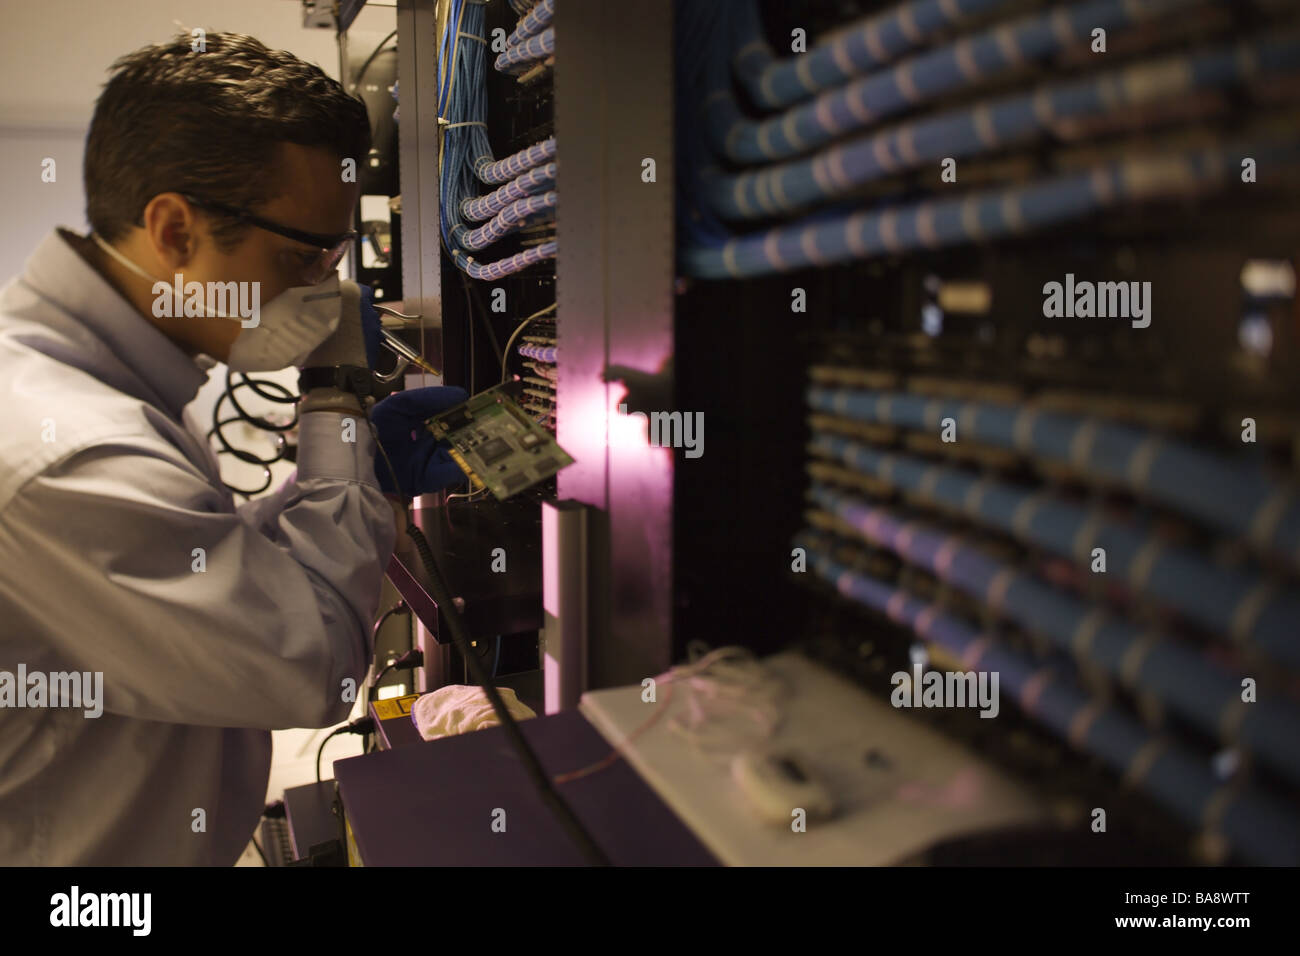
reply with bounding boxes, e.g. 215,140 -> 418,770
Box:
438,0 -> 557,279
455,191 -> 557,250
732,0 -> 1013,110
803,483 -> 1300,789
461,162 -> 556,221
806,383 -> 1300,573
708,33 -> 1300,221
676,0 -> 1300,276
495,27 -> 554,73
477,137 -> 556,184
806,431 -> 1300,666
681,138 -> 1300,278
518,342 -> 557,362
710,0 -> 1206,164
796,532 -> 1300,868
506,0 -> 554,48
496,0 -> 555,73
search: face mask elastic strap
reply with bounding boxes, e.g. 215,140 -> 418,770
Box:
91,232 -> 245,321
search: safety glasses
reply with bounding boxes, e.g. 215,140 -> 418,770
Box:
181,193 -> 358,284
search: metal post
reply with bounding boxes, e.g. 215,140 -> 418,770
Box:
554,0 -> 676,687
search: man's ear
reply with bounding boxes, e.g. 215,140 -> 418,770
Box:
140,192 -> 200,271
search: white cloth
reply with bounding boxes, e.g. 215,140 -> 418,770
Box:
410,684 -> 537,741
0,229 -> 397,864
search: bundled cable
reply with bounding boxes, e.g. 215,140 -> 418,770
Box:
803,483 -> 1300,786
506,0 -> 554,47
709,0 -> 1205,165
806,381 -> 1300,573
733,0 -> 1013,110
476,137 -> 556,184
682,138 -> 1300,278
495,26 -> 554,74
806,431 -> 1300,664
461,162 -> 556,221
796,533 -> 1300,867
455,191 -> 557,250
708,32 -> 1300,221
517,342 -> 556,362
676,0 -> 1300,277
438,0 -> 556,279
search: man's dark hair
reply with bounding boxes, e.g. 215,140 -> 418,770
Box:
85,32 -> 371,251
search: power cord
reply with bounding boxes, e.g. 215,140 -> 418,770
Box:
371,648 -> 424,689
400,520 -> 610,865
372,600 -> 411,637
348,380 -> 611,866
316,716 -> 376,783
250,836 -> 270,867
351,28 -> 398,96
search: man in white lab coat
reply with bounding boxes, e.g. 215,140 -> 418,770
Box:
0,33 -> 462,864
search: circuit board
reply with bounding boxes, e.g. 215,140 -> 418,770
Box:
425,382 -> 574,499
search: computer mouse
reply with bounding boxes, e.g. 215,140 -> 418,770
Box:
731,748 -> 835,826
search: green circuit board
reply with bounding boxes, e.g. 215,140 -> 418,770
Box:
425,383 -> 573,499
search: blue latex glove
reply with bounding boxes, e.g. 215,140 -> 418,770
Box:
359,284 -> 382,370
370,387 -> 470,497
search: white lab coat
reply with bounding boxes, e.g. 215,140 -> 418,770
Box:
0,229 -> 397,864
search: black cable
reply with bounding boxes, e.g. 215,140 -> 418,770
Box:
237,372 -> 300,409
460,271 -> 505,365
351,29 -> 398,95
371,648 -> 424,689
404,523 -> 610,866
315,717 -> 376,783
373,600 -> 410,638
316,727 -> 347,783
251,836 -> 270,867
365,601 -> 413,715
208,370 -> 298,497
352,387 -> 611,866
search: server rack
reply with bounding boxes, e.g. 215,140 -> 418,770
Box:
352,0 -> 1300,864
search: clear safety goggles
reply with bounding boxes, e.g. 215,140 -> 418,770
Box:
182,193 -> 357,285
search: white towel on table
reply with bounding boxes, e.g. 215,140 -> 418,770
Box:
410,684 -> 537,741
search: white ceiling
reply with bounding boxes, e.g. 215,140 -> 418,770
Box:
0,0 -> 395,276
0,0 -> 384,130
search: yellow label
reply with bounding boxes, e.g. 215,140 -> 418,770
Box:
372,693 -> 421,721
447,447 -> 486,488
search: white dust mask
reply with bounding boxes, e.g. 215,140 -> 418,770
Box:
91,233 -> 343,372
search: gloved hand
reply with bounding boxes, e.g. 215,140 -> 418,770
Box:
370,386 -> 470,497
